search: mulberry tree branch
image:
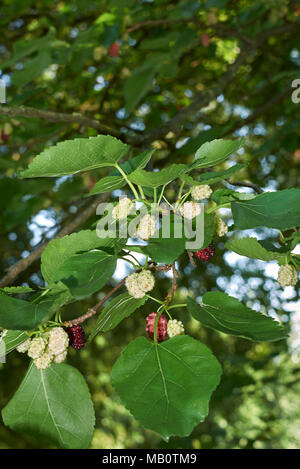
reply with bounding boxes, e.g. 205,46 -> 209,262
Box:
66,262 -> 173,326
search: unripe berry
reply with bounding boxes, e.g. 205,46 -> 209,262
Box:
27,337 -> 47,359
180,201 -> 201,219
108,42 -> 119,57
167,319 -> 184,338
215,216 -> 228,237
66,325 -> 86,350
191,184 -> 212,201
278,264 -> 298,287
16,338 -> 31,353
125,270 -> 155,298
53,350 -> 68,364
195,243 -> 215,261
136,214 -> 157,240
112,197 -> 134,220
34,349 -> 53,370
146,312 -> 167,342
48,327 -> 69,355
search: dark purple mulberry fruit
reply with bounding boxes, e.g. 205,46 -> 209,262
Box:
66,325 -> 86,350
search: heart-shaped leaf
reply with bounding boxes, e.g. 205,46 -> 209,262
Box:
2,363 -> 95,449
112,335 -> 222,440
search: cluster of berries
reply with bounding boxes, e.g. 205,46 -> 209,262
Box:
16,325 -> 87,369
125,270 -> 155,299
146,313 -> 184,342
278,264 -> 298,287
17,327 -> 69,369
195,243 -> 215,261
180,184 -> 213,220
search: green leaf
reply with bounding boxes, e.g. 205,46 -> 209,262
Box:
231,189 -> 300,230
182,163 -> 247,185
124,65 -> 158,113
89,293 -> 147,341
12,50 -> 52,87
187,294 -> 287,342
50,250 -> 117,300
21,135 -> 129,178
112,335 -> 222,440
41,230 -> 120,284
128,164 -> 187,188
189,212 -> 215,251
226,237 -> 289,261
111,149 -> 155,175
0,330 -> 28,355
0,294 -> 52,330
211,189 -> 255,205
2,363 -> 95,449
190,138 -> 243,169
87,175 -> 125,196
174,127 -> 227,157
0,286 -> 35,294
146,235 -> 186,264
1,27 -> 56,68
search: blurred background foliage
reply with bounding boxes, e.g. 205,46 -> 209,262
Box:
0,0 -> 300,449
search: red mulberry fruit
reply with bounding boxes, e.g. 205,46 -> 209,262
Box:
146,312 -> 167,342
195,244 -> 215,262
66,325 -> 86,350
108,42 -> 119,57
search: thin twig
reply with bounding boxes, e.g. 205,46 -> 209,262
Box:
0,105 -> 122,138
65,278 -> 127,326
66,262 -> 173,326
187,250 -> 197,267
165,263 -> 179,306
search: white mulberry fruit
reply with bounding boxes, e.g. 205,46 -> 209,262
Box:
27,337 -> 47,359
278,264 -> 298,287
191,184 -> 212,201
136,214 -> 157,240
48,327 -> 69,355
112,197 -> 134,220
138,270 -> 155,293
167,319 -> 185,338
125,270 -> 155,298
180,201 -> 201,219
53,350 -> 68,364
215,216 -> 228,236
16,338 -> 31,353
34,349 -> 53,370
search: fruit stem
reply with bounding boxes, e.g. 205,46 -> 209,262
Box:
114,163 -> 140,200
167,304 -> 187,310
147,295 -> 164,305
